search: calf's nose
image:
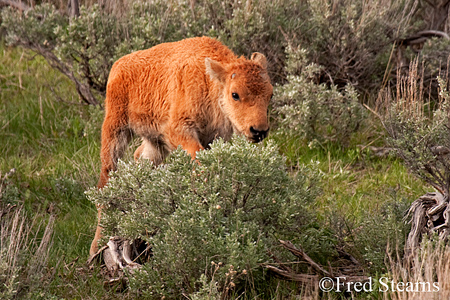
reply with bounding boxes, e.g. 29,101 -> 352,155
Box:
250,126 -> 269,142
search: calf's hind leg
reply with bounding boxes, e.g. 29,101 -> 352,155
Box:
91,117 -> 132,256
98,123 -> 133,188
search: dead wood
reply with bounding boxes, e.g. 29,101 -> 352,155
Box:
87,237 -> 151,285
103,237 -> 141,272
263,265 -> 319,284
279,240 -> 330,277
0,0 -> 30,11
405,192 -> 450,258
398,30 -> 450,49
67,0 -> 80,17
27,214 -> 55,279
393,29 -> 450,83
86,245 -> 108,265
89,236 -> 368,290
264,240 -> 369,289
357,144 -> 394,158
368,146 -> 394,158
336,248 -> 360,266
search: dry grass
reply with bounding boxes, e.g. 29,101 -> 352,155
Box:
385,240 -> 450,300
377,58 -> 427,122
376,56 -> 450,300
0,206 -> 55,298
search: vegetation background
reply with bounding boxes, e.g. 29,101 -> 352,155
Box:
1,0 -> 450,299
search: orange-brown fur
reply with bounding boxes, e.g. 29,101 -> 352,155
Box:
90,36 -> 273,256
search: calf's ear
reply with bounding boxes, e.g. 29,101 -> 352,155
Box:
205,58 -> 227,83
250,52 -> 267,69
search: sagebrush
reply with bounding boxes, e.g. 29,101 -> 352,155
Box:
1,0 -> 420,105
272,46 -> 365,148
86,136 -> 321,298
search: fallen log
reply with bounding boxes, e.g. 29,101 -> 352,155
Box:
404,191 -> 450,258
87,237 -> 151,285
264,240 -> 370,290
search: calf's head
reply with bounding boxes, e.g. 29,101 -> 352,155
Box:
206,53 -> 273,143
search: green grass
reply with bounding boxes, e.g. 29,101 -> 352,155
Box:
0,43 -> 430,299
272,132 -> 427,215
0,44 -> 115,298
270,130 -> 427,274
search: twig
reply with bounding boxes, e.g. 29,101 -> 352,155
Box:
264,264 -> 370,284
86,245 -> 109,265
336,249 -> 360,267
263,264 -> 319,284
0,0 -> 30,11
279,240 -> 330,277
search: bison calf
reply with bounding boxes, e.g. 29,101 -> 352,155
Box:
90,36 -> 273,256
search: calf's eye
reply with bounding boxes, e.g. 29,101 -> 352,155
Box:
232,93 -> 240,101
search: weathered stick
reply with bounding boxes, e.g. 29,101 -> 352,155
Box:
264,264 -> 319,284
405,192 -> 450,258
0,0 -> 30,11
279,240 -> 330,277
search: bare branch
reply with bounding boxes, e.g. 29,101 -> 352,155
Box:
0,0 -> 30,11
279,240 -> 331,277
405,192 -> 450,258
263,265 -> 319,284
67,0 -> 80,17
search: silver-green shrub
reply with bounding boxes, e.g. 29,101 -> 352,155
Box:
382,76 -> 450,194
86,136 -> 320,298
1,2 -> 188,105
1,0 -> 306,104
273,47 -> 366,148
296,0 -> 416,91
1,0 -> 418,106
